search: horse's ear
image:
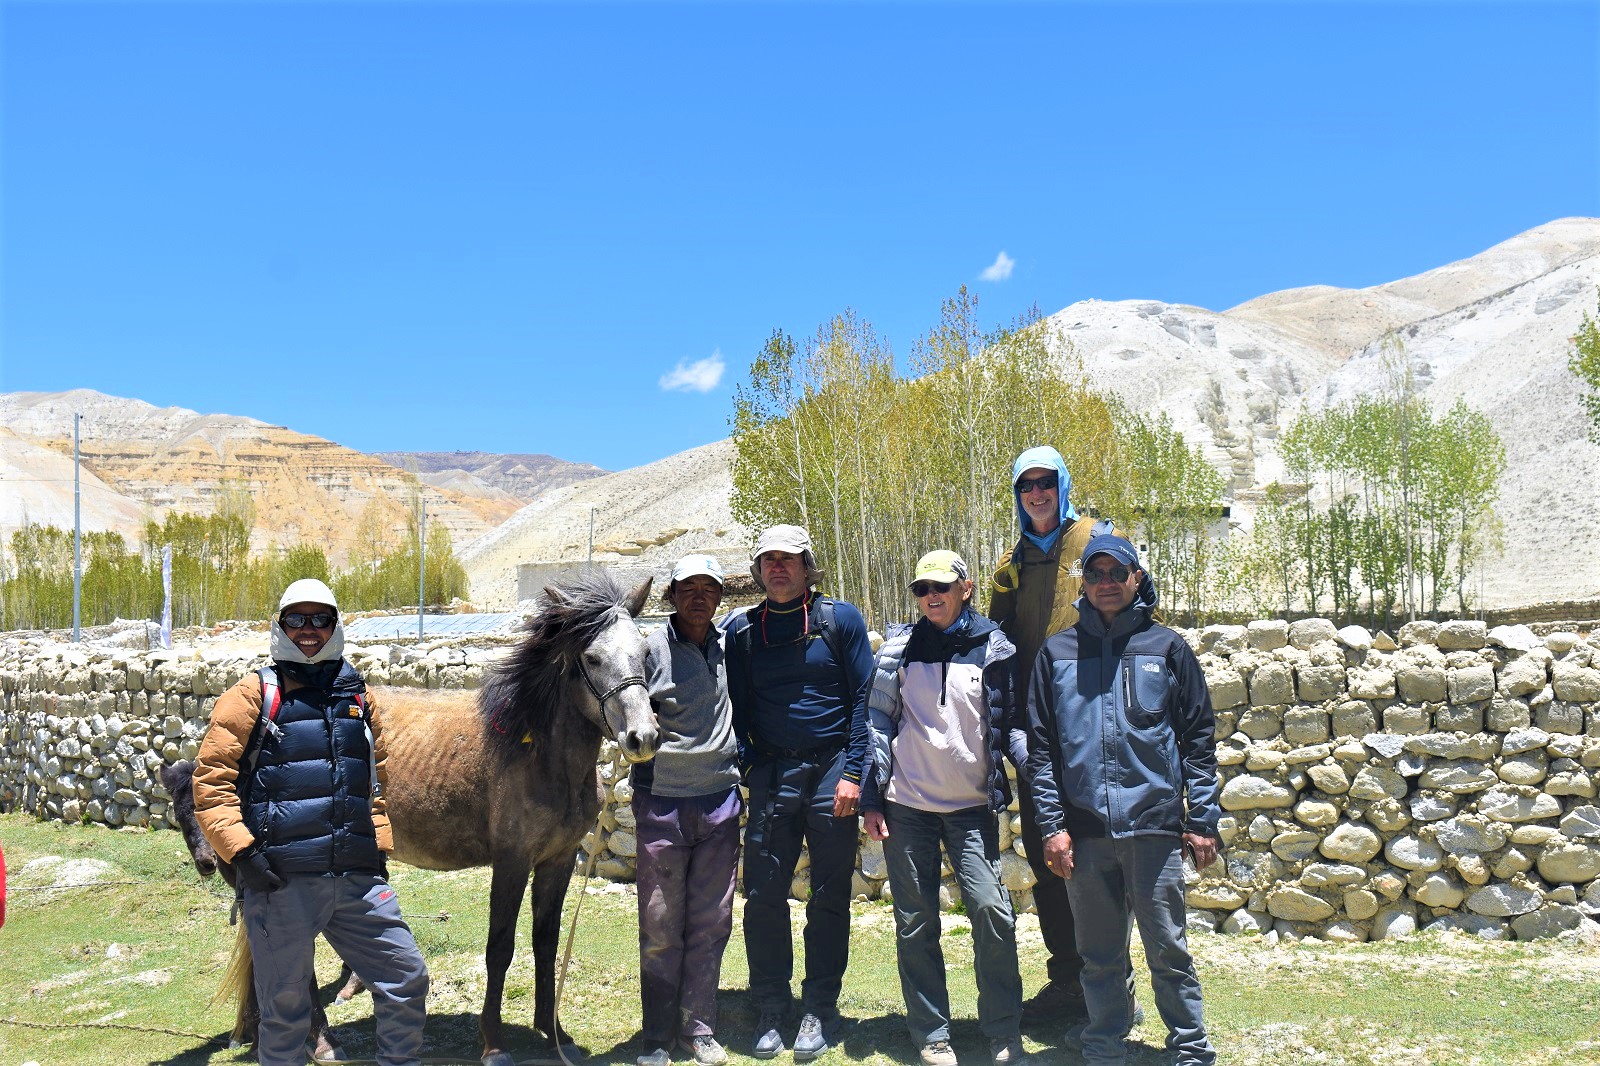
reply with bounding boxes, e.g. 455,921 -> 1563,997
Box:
544,585 -> 570,607
625,577 -> 653,618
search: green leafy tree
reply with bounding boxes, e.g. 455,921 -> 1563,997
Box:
1569,296 -> 1600,441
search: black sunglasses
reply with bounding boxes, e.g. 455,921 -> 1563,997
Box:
281,611 -> 336,630
1016,473 -> 1059,494
1082,566 -> 1132,586
910,580 -> 954,597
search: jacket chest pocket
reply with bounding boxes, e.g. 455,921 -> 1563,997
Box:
1122,654 -> 1171,729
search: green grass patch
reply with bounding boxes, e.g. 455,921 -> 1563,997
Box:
2,813 -> 1599,1064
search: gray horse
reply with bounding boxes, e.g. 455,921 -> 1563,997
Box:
172,572 -> 659,1065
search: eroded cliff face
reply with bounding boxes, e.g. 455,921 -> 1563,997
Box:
2,391 -> 520,563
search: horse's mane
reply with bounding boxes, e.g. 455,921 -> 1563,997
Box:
478,570 -> 631,759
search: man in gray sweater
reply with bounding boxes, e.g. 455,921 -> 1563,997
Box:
634,554 -> 743,1066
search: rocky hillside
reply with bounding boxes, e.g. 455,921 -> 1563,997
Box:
461,218 -> 1600,611
0,390 -> 522,563
375,450 -> 607,501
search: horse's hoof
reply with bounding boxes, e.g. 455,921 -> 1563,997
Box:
312,1037 -> 350,1062
482,1053 -> 517,1066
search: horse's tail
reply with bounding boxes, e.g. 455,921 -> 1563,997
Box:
214,917 -> 254,1041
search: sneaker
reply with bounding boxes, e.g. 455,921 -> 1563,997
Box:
920,1040 -> 957,1066
680,1035 -> 728,1066
1128,1001 -> 1146,1032
792,1012 -> 837,1059
752,1010 -> 786,1059
637,1048 -> 671,1066
989,1037 -> 1026,1066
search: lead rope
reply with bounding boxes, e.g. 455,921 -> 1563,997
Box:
553,807 -> 605,1066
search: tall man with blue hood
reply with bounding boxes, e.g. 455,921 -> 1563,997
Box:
1026,534 -> 1220,1066
987,445 -> 1131,1020
195,578 -> 429,1066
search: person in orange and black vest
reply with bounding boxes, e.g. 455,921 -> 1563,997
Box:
194,578 -> 428,1066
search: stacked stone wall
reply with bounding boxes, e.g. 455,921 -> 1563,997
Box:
5,617 -> 1600,942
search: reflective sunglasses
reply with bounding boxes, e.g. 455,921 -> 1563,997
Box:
910,580 -> 954,597
281,611 -> 337,630
1015,473 -> 1059,494
1082,565 -> 1133,586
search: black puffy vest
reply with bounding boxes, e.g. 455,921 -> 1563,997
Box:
242,661 -> 383,877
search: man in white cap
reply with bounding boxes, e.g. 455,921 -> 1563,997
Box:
723,525 -> 873,1059
634,554 -> 742,1066
194,578 -> 429,1066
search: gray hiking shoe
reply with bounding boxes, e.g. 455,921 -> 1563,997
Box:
920,1039 -> 957,1066
681,1035 -> 728,1066
752,1010 -> 786,1059
792,1012 -> 837,1059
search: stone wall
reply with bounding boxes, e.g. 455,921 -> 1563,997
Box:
5,616 -> 1600,942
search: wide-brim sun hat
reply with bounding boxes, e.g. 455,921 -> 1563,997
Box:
749,524 -> 825,590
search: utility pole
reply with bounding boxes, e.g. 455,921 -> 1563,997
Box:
73,412 -> 82,642
587,506 -> 596,573
417,498 -> 427,640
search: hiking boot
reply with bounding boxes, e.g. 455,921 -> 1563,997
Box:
1128,1001 -> 1146,1031
1024,980 -> 1086,1022
792,1012 -> 837,1059
1061,1022 -> 1087,1051
752,1010 -> 786,1059
919,1040 -> 957,1066
680,1035 -> 728,1066
637,1047 -> 671,1066
989,1037 -> 1026,1066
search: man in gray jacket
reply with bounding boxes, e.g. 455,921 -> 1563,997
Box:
634,554 -> 743,1066
1026,534 -> 1220,1066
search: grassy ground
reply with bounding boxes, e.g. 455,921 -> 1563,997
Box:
2,813 -> 1600,1065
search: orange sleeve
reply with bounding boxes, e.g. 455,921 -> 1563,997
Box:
193,675 -> 263,863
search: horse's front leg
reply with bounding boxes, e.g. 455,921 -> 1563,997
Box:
530,854 -> 579,1047
480,853 -> 534,1066
309,971 -> 346,1062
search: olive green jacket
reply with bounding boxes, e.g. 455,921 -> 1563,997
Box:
987,516 -> 1115,680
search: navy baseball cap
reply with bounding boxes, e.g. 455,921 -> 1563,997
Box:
1081,533 -> 1141,570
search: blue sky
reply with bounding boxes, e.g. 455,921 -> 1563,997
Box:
3,1 -> 1597,471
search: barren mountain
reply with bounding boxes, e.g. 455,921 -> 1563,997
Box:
461,218 -> 1600,611
0,391 -> 521,563
375,451 -> 607,502
458,440 -> 744,607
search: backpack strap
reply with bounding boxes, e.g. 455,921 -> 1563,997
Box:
257,665 -> 283,723
814,597 -> 849,690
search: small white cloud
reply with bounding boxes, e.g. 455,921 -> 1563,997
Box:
659,350 -> 726,393
980,250 -> 1015,282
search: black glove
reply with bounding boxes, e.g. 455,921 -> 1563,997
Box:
235,847 -> 284,895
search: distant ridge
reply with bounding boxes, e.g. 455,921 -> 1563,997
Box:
460,218 -> 1600,612
376,450 -> 607,502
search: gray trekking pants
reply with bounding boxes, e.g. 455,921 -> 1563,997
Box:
241,872 -> 429,1066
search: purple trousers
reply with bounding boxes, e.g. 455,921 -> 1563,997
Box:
634,786 -> 743,1041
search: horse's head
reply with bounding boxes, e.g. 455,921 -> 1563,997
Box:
160,759 -> 220,877
547,577 -> 661,764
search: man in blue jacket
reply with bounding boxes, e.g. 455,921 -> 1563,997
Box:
1025,535 -> 1220,1066
724,525 -> 873,1060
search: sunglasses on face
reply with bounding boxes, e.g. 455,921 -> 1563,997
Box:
1082,566 -> 1133,586
1016,473 -> 1059,494
911,580 -> 954,598
281,611 -> 336,630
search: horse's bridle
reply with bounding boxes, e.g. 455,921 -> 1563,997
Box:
577,659 -> 647,742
